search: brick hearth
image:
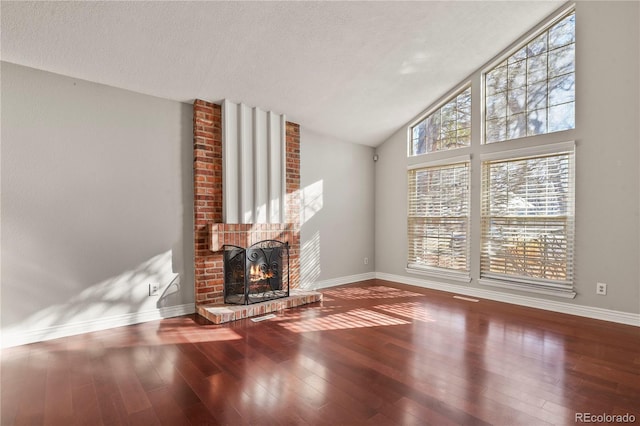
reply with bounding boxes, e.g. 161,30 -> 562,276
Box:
197,289 -> 321,324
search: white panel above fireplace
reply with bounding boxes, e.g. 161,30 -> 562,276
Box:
222,99 -> 286,224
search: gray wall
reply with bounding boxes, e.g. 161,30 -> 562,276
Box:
375,1 -> 640,314
1,62 -> 194,342
300,128 -> 375,287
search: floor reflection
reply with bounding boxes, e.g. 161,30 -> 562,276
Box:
3,281 -> 638,425
374,301 -> 436,323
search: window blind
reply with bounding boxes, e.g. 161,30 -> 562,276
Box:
408,162 -> 470,273
480,150 -> 575,289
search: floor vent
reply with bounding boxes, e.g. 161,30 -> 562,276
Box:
453,295 -> 479,302
251,313 -> 277,322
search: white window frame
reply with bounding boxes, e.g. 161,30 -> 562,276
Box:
481,5 -> 576,144
404,4 -> 578,297
479,141 -> 576,298
408,83 -> 472,157
406,155 -> 472,283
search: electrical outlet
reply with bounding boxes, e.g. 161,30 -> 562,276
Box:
596,282 -> 607,295
364,257 -> 369,265
149,283 -> 160,297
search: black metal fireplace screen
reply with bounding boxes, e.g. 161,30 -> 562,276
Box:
223,240 -> 290,305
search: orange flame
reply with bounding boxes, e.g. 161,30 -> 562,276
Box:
249,264 -> 274,282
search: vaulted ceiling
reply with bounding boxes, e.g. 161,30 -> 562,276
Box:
1,1 -> 564,146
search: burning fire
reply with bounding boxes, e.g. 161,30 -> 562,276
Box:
249,264 -> 275,282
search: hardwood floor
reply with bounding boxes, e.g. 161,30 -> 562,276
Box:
2,279 -> 639,425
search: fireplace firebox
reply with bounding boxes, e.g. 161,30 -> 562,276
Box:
223,240 -> 290,305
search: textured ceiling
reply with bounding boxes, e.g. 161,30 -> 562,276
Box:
1,1 -> 564,147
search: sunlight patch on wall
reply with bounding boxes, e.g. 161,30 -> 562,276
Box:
300,230 -> 321,289
1,250 -> 177,347
301,179 -> 323,225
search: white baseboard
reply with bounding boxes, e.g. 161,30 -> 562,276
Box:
376,272 -> 640,327
306,272 -> 376,290
1,303 -> 196,348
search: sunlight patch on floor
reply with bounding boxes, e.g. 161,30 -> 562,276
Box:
278,308 -> 409,333
374,301 -> 436,323
321,286 -> 424,301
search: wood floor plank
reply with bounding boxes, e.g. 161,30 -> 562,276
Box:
43,350 -> 74,426
0,347 -> 32,425
127,406 -> 160,425
71,383 -> 104,426
146,386 -> 193,426
106,348 -> 153,415
392,396 -> 461,426
2,279 -> 639,425
146,346 -> 203,412
12,349 -> 48,425
91,346 -> 129,426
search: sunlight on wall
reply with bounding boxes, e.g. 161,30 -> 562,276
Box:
300,231 -> 321,289
300,179 -> 324,289
301,180 -> 323,225
1,250 -> 178,347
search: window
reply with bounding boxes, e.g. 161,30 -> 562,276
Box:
407,160 -> 470,279
410,86 -> 471,156
480,143 -> 575,296
406,5 -> 576,296
485,11 -> 575,143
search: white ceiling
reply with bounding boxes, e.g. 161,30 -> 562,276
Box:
1,1 -> 564,147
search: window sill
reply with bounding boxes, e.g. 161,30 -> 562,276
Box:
406,265 -> 471,283
478,278 -> 576,299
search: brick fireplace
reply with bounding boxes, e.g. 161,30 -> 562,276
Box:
192,100 -> 320,323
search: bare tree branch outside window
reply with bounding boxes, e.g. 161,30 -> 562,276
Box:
485,12 -> 575,143
411,87 -> 471,156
